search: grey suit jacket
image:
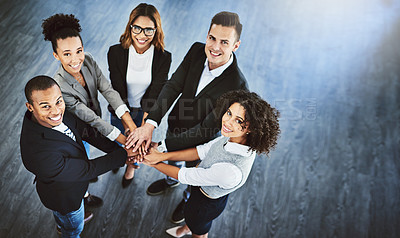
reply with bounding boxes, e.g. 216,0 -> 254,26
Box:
54,52 -> 125,137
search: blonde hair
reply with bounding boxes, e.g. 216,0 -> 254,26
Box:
120,3 -> 165,51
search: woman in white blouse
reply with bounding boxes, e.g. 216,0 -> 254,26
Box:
107,3 -> 171,187
143,90 -> 281,238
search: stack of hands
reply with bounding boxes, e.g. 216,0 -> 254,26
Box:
122,123 -> 164,168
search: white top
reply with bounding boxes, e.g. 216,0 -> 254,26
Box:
178,136 -> 255,189
126,44 -> 154,108
195,55 -> 233,96
52,122 -> 76,142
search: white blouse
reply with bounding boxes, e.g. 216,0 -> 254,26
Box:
178,136 -> 256,189
126,44 -> 154,108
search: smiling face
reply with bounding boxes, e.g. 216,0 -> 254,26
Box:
53,36 -> 85,76
131,16 -> 156,54
205,24 -> 241,70
221,102 -> 249,144
26,85 -> 65,128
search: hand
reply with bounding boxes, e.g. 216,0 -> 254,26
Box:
125,123 -> 155,152
142,158 -> 159,167
124,147 -> 139,158
143,147 -> 164,165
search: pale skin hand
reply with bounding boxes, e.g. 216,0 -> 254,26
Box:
125,122 -> 155,152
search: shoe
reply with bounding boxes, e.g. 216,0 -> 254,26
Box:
122,176 -> 133,188
171,199 -> 185,224
112,168 -> 119,173
56,211 -> 93,234
166,226 -> 192,237
84,194 -> 103,207
84,211 -> 94,224
121,166 -> 135,188
146,179 -> 180,196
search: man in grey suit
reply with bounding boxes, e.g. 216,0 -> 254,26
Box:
127,11 -> 248,223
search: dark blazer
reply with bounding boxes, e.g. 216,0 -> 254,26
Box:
107,44 -> 172,112
20,110 -> 127,215
147,42 -> 248,151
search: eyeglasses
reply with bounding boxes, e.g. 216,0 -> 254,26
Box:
130,25 -> 156,36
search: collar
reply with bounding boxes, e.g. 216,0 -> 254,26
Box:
51,122 -> 68,132
224,139 -> 255,157
129,44 -> 154,57
204,54 -> 234,78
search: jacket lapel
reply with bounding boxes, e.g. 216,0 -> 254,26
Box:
81,65 -> 96,99
194,54 -> 238,100
122,47 -> 129,96
191,55 -> 207,98
58,65 -> 89,103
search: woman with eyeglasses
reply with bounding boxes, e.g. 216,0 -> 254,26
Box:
107,3 -> 171,188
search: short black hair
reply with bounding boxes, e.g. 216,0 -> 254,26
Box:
25,75 -> 59,104
215,90 -> 280,155
41,13 -> 82,52
209,11 -> 242,41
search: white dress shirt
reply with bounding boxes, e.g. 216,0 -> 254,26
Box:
177,136 -> 255,189
52,122 -> 76,141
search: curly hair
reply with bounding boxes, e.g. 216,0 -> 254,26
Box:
215,90 -> 280,155
119,3 -> 165,51
41,13 -> 82,52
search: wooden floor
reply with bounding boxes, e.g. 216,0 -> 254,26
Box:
0,0 -> 399,237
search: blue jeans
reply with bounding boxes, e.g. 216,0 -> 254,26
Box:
110,108 -> 143,138
53,200 -> 84,238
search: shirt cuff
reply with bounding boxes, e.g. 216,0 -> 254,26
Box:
145,119 -> 158,128
106,126 -> 121,141
115,104 -> 130,119
177,167 -> 189,184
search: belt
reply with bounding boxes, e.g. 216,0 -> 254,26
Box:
129,107 -> 141,112
199,187 -> 218,199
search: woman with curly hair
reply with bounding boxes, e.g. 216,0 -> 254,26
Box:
41,14 -> 137,153
143,89 -> 280,238
107,3 -> 171,187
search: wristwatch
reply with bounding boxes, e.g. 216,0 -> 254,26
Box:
156,141 -> 166,152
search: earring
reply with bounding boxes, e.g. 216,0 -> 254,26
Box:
246,132 -> 249,134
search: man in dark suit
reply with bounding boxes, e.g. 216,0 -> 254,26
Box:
127,12 -> 248,223
20,76 -> 135,237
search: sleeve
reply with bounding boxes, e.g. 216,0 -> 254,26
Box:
75,116 -> 122,153
141,50 -> 172,112
61,89 -> 119,137
27,148 -> 127,182
178,163 -> 242,189
107,45 -> 128,105
146,44 -> 196,125
87,53 -> 127,112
